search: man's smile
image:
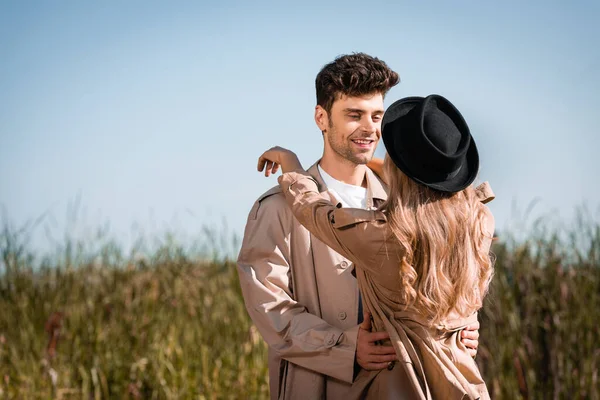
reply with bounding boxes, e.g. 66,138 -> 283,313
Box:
351,138 -> 376,149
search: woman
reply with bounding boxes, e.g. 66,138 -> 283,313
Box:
257,95 -> 495,399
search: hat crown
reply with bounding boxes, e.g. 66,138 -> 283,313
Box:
423,101 -> 461,155
419,96 -> 470,160
381,94 -> 479,193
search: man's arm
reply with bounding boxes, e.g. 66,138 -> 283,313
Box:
236,192 -> 358,383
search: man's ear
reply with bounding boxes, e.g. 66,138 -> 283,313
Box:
314,105 -> 329,133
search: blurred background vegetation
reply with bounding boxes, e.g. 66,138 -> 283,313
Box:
0,206 -> 599,399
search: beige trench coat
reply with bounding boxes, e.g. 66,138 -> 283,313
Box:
237,161 -> 388,400
277,170 -> 496,400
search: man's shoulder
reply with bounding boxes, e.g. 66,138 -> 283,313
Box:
247,185 -> 290,221
256,185 -> 284,204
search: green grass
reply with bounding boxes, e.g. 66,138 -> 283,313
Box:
0,214 -> 599,399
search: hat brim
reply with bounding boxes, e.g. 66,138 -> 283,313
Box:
382,97 -> 479,193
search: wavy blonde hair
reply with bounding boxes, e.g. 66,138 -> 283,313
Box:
380,155 -> 495,325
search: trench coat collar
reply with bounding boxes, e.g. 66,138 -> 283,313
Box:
306,159 -> 388,209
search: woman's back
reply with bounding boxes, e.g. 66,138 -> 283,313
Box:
378,156 -> 496,326
353,176 -> 495,400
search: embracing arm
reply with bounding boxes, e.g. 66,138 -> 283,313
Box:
366,157 -> 386,185
236,194 -> 359,383
276,171 -> 387,273
256,146 -> 387,273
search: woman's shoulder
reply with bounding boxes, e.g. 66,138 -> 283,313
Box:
474,181 -> 495,204
473,181 -> 495,236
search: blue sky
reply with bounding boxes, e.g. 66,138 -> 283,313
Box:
1,1 -> 599,254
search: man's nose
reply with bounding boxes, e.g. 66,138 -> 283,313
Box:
361,117 -> 378,133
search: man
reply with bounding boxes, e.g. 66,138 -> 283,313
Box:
237,53 -> 480,399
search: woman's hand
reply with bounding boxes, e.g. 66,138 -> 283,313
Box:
257,146 -> 303,177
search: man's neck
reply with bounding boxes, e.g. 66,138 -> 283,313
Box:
319,153 -> 367,188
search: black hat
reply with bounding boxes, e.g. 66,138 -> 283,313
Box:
381,94 -> 479,193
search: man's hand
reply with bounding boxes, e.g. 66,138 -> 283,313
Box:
461,320 -> 480,358
356,311 -> 397,370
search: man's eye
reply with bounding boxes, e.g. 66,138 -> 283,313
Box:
349,114 -> 360,119
373,116 -> 382,122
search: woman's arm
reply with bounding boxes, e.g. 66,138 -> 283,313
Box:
367,157 -> 387,184
277,171 -> 387,269
256,147 -> 387,269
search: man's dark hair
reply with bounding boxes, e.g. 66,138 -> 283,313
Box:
316,53 -> 400,114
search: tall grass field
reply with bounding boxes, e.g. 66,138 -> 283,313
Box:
1,211 -> 598,399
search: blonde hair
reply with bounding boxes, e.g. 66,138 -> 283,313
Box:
380,154 -> 494,325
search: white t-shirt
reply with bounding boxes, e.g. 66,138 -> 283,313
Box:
318,164 -> 368,209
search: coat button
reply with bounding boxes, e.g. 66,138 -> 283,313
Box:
327,337 -> 335,345
338,312 -> 347,320
339,261 -> 348,269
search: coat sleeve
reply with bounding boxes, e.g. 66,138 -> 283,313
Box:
276,171 -> 388,273
236,190 -> 359,384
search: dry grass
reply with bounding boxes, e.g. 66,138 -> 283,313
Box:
0,232 -> 269,399
0,211 -> 598,399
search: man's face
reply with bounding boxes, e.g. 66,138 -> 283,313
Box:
317,93 -> 384,165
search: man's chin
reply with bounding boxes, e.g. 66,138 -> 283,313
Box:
349,154 -> 373,165
333,148 -> 374,165
350,156 -> 373,165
